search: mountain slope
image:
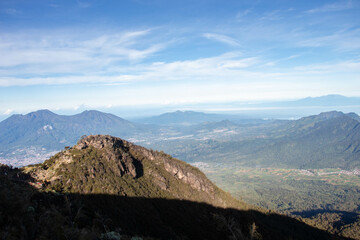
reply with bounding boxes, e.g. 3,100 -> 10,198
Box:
152,111 -> 360,169
28,134 -> 238,207
0,135 -> 342,239
0,110 -> 145,149
133,110 -> 256,126
256,111 -> 360,168
0,110 -> 155,165
291,95 -> 360,107
257,95 -> 360,108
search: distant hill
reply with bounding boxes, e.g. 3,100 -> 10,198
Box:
0,110 -> 153,165
255,95 -> 360,108
0,135 -> 340,239
133,110 -> 263,126
257,111 -> 360,169
290,95 -> 360,107
153,111 -> 360,170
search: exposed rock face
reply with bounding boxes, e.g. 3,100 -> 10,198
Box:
75,135 -> 126,150
164,158 -> 214,194
76,135 -> 138,178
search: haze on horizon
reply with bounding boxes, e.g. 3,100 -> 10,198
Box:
0,0 -> 359,118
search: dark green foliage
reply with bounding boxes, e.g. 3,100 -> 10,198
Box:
0,165 -> 344,240
201,165 -> 360,239
0,134 -> 349,240
151,112 -> 360,169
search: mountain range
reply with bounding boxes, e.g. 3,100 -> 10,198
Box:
147,111 -> 360,170
133,110 -> 264,126
0,110 -> 155,164
1,108 -> 360,238
0,135 -> 340,239
1,109 -> 360,170
257,94 -> 360,108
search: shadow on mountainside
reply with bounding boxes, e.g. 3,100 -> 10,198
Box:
0,165 -> 350,240
292,209 -> 359,227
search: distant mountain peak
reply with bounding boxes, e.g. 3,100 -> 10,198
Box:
78,109 -> 106,115
27,109 -> 57,117
317,111 -> 344,119
301,111 -> 359,123
347,112 -> 360,122
309,94 -> 345,99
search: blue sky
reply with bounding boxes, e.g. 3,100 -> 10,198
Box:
0,0 -> 359,117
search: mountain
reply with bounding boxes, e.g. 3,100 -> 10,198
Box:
347,112 -> 360,122
152,111 -> 360,170
253,95 -> 360,108
0,109 -> 142,148
290,95 -> 360,107
0,135 -> 341,239
0,110 -> 156,165
218,94 -> 360,119
256,111 -> 360,169
133,110 -> 259,126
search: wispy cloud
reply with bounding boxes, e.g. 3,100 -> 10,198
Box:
3,109 -> 13,115
259,10 -> 283,21
0,29 -> 167,76
1,53 -> 359,111
236,9 -> 252,21
77,0 -> 92,8
297,28 -> 360,51
0,52 -> 259,86
305,1 -> 354,13
203,33 -> 240,46
4,8 -> 22,16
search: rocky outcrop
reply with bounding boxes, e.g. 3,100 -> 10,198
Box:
25,135 -> 238,208
75,134 -> 127,150
163,158 -> 214,194
75,135 -> 139,178
75,135 -> 215,193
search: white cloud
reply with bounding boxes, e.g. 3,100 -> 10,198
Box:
297,28 -> 360,51
260,10 -> 282,21
0,75 -> 138,87
77,0 -> 92,8
0,29 -> 166,71
4,8 -> 22,15
3,109 -> 13,115
203,33 -> 240,46
1,49 -> 359,90
305,1 -> 354,13
236,9 -> 252,21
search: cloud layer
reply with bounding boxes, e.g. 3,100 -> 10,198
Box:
0,0 -> 359,114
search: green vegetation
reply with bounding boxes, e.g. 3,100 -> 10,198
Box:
195,163 -> 360,239
0,135 -> 344,240
0,164 -> 340,240
148,112 -> 360,170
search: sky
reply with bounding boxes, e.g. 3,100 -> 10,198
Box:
0,0 -> 360,117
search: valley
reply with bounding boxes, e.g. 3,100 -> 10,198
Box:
193,163 -> 360,212
194,163 -> 360,239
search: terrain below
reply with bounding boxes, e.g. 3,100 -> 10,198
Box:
193,163 -> 360,239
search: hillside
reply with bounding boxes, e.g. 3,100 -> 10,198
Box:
0,110 -> 157,166
133,110 -> 260,126
0,135 -> 342,239
253,111 -> 360,169
0,110 -> 146,149
153,111 -> 360,169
